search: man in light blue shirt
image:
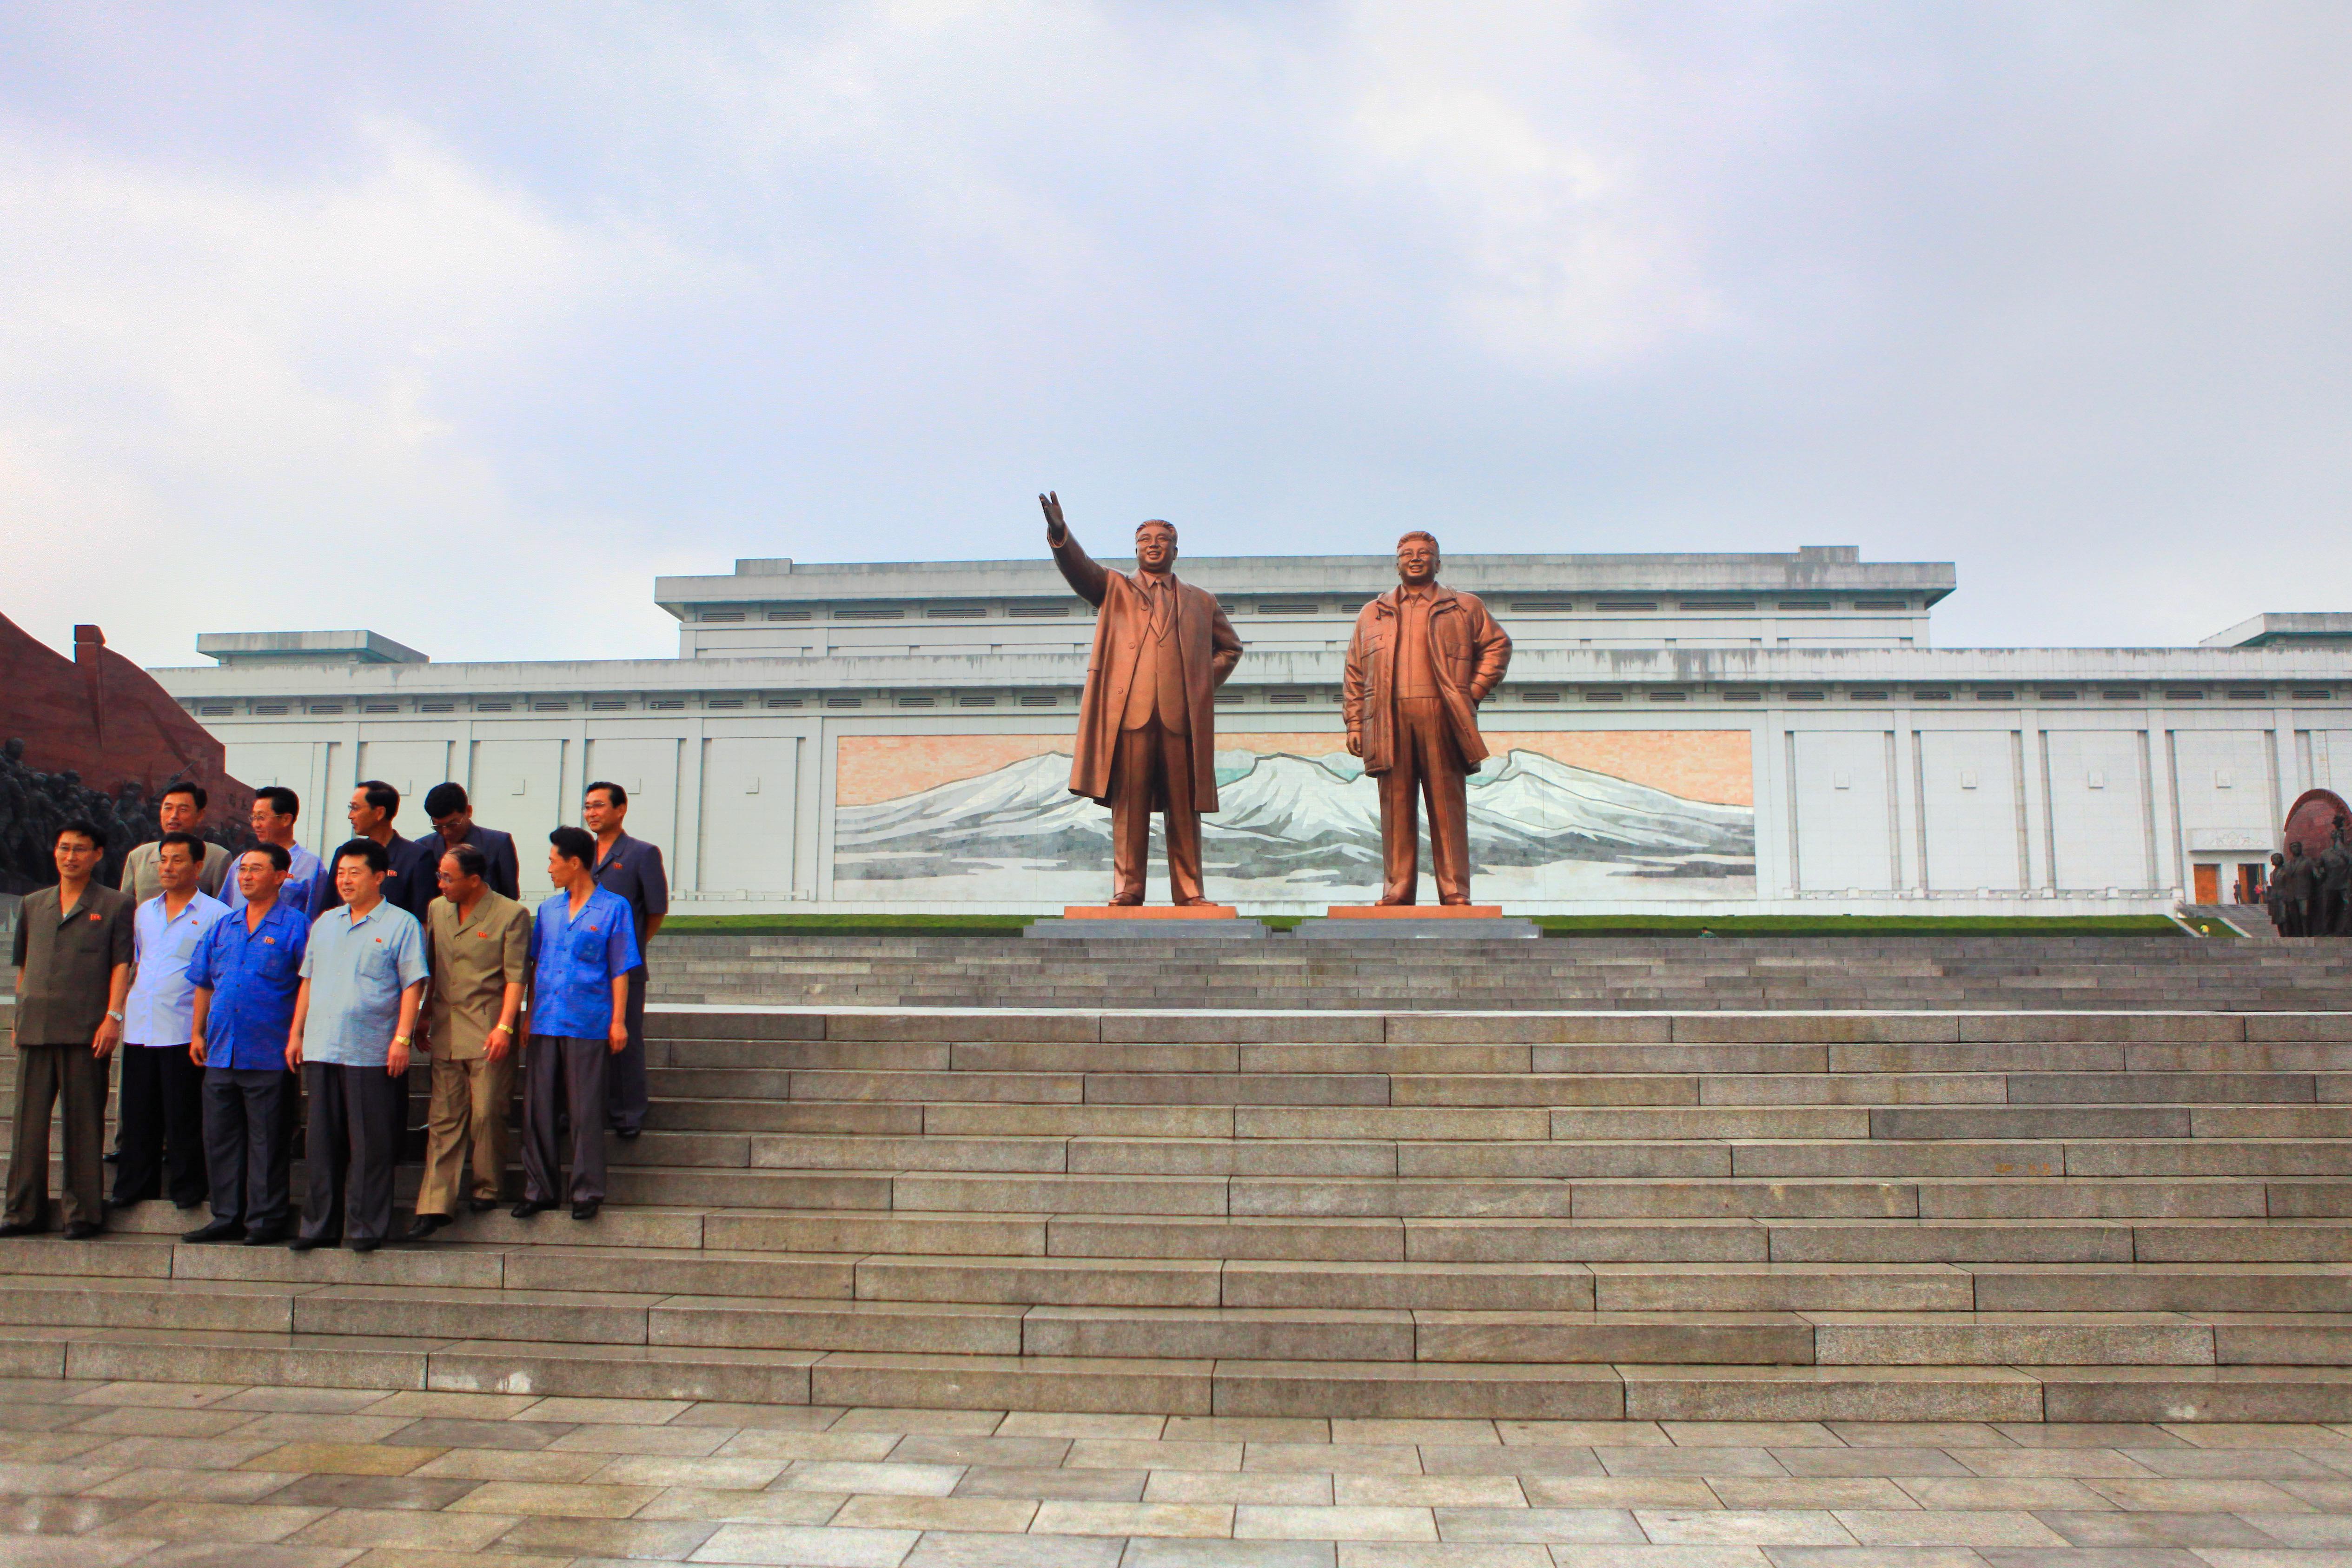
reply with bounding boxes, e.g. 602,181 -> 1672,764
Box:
516,824 -> 640,1222
112,833 -> 227,1212
220,787 -> 323,918
182,844 -> 309,1245
287,839 -> 427,1251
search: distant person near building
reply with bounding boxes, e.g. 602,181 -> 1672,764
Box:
287,839 -> 427,1252
407,844 -> 529,1240
583,781 -> 666,1138
119,782 -> 231,902
516,825 -> 640,1222
224,787 -> 322,917
314,781 -> 438,922
112,833 -> 228,1212
182,844 -> 307,1244
423,782 -> 520,901
2,821 -> 133,1240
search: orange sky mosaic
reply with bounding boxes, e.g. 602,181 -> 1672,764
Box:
837,729 -> 1752,808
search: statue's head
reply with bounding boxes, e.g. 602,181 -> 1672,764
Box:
2275,852 -> 2288,867
1396,531 -> 1440,588
1134,520 -> 1177,573
2291,840 -> 2305,857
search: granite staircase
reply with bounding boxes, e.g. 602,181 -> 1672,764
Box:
7,1005 -> 2352,1421
648,931 -> 2352,1011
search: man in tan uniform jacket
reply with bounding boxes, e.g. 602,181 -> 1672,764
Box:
120,783 -> 231,902
1343,531 -> 1512,905
406,842 -> 529,1238
1041,492 -> 1245,905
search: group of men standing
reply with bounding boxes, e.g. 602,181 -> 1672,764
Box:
4,778 -> 666,1250
2267,817 -> 2352,938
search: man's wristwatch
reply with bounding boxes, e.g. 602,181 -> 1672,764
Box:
106,1009 -> 124,1023
392,1034 -> 412,1047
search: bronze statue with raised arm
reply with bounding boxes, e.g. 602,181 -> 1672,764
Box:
1041,492 -> 1244,906
1343,531 -> 1512,905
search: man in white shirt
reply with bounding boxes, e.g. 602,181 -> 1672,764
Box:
111,832 -> 228,1211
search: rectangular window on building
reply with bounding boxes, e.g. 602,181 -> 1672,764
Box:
1257,601 -> 1317,615
198,704 -> 232,716
957,695 -> 996,707
766,609 -> 812,621
1974,689 -> 2015,701
825,696 -> 863,708
1786,690 -> 1825,701
473,701 -> 510,712
1020,693 -> 1059,707
1650,690 -> 1688,702
589,698 -> 626,710
1510,598 -> 1573,612
925,606 -> 987,618
1268,691 -> 1308,704
764,696 -> 802,708
253,704 -> 288,715
1677,597 -> 1756,610
706,697 -> 745,709
2101,689 -> 2142,700
701,611 -> 745,622
2039,689 -> 2078,700
1723,690 -> 1762,702
2294,688 -> 2332,700
2165,688 -> 2205,700
1848,690 -> 1888,701
1584,690 -> 1624,702
2226,687 -> 2267,700
1595,597 -> 1657,611
1520,690 -> 1560,703
308,704 -> 345,715
896,695 -> 935,708
1008,604 -> 1068,618
1777,598 -> 1831,610
835,607 -> 905,620
419,702 -> 453,714
363,702 -> 397,714
1913,689 -> 1951,701
1853,597 -> 1908,610
1212,692 -> 1242,707
647,699 -> 683,710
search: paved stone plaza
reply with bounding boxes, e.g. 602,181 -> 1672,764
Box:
13,1377 -> 2352,1566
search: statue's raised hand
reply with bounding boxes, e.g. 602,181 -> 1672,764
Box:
1040,491 -> 1068,548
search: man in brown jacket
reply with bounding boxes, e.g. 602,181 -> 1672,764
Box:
405,843 -> 529,1238
1042,492 -> 1245,905
3,820 -> 133,1238
1343,531 -> 1512,905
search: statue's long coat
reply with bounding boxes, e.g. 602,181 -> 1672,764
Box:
1052,533 -> 1244,811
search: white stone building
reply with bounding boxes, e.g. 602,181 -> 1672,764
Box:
153,547 -> 2352,914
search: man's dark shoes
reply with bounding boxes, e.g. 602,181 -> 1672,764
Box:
181,1218 -> 245,1244
61,1222 -> 102,1241
242,1224 -> 289,1246
348,1237 -> 381,1254
402,1213 -> 450,1242
510,1199 -> 556,1219
571,1200 -> 600,1221
0,1221 -> 41,1239
616,1127 -> 641,1141
286,1232 -> 332,1252
466,1197 -> 501,1215
101,1150 -> 119,1164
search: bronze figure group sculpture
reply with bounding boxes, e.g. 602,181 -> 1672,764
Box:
2269,816 -> 2352,937
1040,494 -> 1511,909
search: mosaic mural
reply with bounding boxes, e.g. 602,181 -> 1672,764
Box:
832,731 -> 1756,903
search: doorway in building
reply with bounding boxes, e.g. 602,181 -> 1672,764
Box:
2235,862 -> 2267,904
2193,864 -> 2220,904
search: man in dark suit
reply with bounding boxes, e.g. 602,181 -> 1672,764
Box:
583,781 -> 667,1139
313,781 -> 439,922
422,783 -> 520,900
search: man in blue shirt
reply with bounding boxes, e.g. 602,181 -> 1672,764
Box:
221,787 -> 323,918
112,833 -> 228,1212
517,824 -> 640,1222
182,844 -> 309,1245
287,839 -> 428,1252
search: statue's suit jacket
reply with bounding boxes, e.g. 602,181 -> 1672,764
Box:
1342,587 -> 1512,776
1052,534 -> 1244,811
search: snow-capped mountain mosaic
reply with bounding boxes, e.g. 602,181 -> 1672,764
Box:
832,743 -> 1755,903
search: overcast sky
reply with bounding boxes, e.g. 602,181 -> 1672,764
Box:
4,3 -> 2347,669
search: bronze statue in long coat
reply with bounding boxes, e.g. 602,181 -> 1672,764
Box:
1041,493 -> 1243,905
